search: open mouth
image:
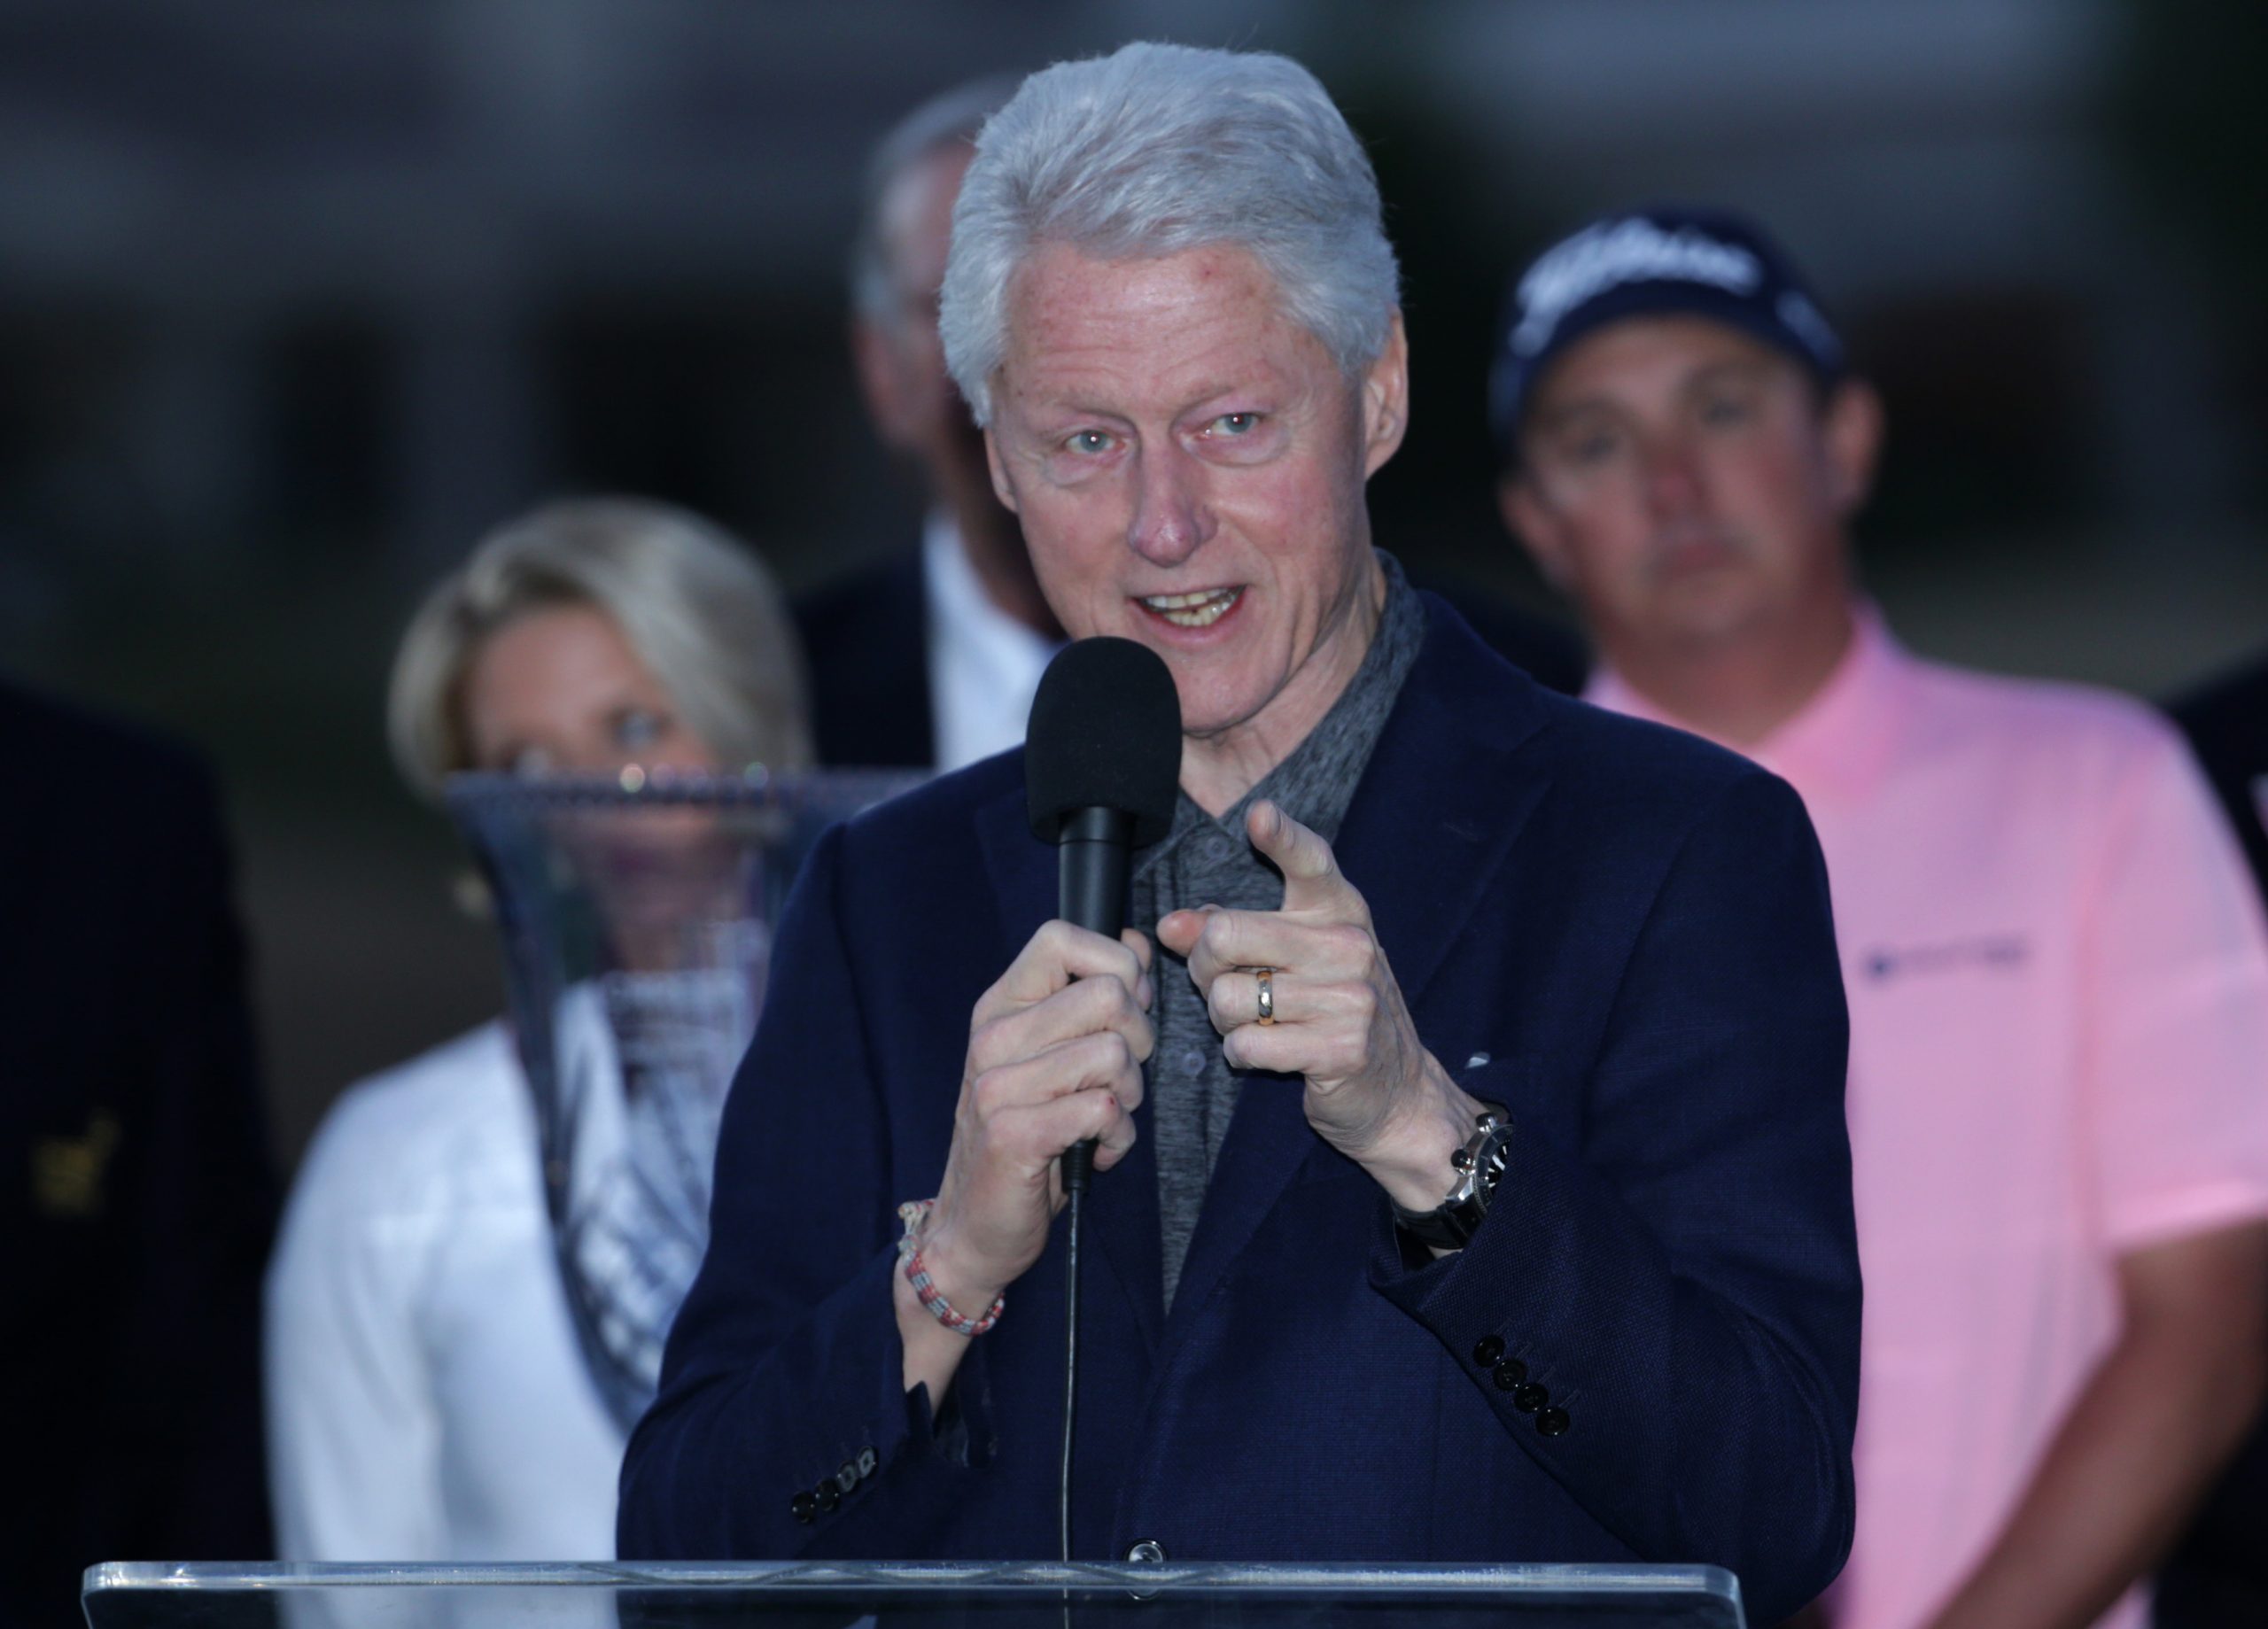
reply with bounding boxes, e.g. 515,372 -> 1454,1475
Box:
1138,587 -> 1243,629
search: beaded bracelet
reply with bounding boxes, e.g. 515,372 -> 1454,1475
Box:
896,1199 -> 1005,1337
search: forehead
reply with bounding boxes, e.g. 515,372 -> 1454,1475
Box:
1531,314 -> 1803,414
999,241 -> 1331,406
880,144 -> 973,293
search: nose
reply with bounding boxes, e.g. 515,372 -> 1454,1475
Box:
1125,441 -> 1214,567
1641,432 -> 1708,524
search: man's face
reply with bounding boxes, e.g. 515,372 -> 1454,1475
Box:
983,241 -> 1407,740
1503,315 -> 1878,663
854,144 -> 987,484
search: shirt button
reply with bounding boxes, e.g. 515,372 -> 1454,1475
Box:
1200,830 -> 1236,862
1511,1382 -> 1548,1414
1472,1335 -> 1505,1368
1491,1358 -> 1527,1391
790,1492 -> 817,1524
1127,1540 -> 1168,1563
1536,1407 -> 1572,1438
1181,1046 -> 1208,1077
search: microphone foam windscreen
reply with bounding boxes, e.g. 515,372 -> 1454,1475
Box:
1026,637 -> 1182,846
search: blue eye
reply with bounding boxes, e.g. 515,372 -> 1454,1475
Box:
614,709 -> 665,750
1214,412 -> 1261,435
1067,430 -> 1114,454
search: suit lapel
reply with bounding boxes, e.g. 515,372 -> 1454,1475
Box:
1162,599 -> 1554,1331
975,785 -> 1167,1355
1332,599 -> 1553,1013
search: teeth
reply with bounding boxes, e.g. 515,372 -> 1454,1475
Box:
1140,587 -> 1242,628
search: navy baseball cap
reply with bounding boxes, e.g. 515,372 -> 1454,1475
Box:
1488,205 -> 1845,454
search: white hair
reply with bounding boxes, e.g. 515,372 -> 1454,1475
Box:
939,41 -> 1401,426
387,497 -> 812,801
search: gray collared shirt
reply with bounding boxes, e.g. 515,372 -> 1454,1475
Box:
1130,551 -> 1425,1305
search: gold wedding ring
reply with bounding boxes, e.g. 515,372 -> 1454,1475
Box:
1254,966 -> 1277,1026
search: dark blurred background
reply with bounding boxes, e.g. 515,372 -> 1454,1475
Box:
3,0 -> 2263,1167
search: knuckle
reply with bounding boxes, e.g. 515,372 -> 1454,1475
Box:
970,1067 -> 1014,1116
967,1015 -> 1010,1067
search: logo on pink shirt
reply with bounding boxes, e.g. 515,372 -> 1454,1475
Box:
1862,935 -> 2029,982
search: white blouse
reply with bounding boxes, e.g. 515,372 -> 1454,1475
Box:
264,1020 -> 626,1560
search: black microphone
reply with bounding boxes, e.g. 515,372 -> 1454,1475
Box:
1025,636 -> 1181,1192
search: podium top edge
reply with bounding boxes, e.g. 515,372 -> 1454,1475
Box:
87,1560 -> 1739,1597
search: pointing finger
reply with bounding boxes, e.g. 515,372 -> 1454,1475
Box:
1246,801 -> 1363,920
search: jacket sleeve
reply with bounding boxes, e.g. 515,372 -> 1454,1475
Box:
1372,766 -> 1860,1625
617,823 -> 995,1559
113,754 -> 279,1564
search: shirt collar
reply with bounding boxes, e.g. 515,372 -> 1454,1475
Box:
1584,602 -> 1912,806
921,510 -> 1057,671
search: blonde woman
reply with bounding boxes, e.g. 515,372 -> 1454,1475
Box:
265,499 -> 809,1561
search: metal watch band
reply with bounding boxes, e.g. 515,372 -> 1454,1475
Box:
1391,1103 -> 1513,1251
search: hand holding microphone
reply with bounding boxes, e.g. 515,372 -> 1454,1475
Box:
913,638 -> 1179,1323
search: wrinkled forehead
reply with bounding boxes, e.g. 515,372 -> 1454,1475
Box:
998,240 -> 1340,400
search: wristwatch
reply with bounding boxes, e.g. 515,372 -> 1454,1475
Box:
1391,1103 -> 1513,1250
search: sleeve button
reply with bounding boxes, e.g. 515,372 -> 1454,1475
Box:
1511,1382 -> 1548,1414
1490,1358 -> 1528,1391
1472,1335 -> 1505,1367
835,1462 -> 859,1493
1537,1407 -> 1571,1437
815,1480 -> 841,1512
790,1492 -> 817,1524
857,1447 -> 879,1478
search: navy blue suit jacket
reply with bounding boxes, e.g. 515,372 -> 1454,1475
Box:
620,597 -> 1860,1623
0,681 -> 275,1625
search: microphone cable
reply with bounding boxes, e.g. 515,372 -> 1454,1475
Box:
1059,1145 -> 1091,1564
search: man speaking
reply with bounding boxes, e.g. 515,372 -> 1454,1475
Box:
618,43 -> 1860,1621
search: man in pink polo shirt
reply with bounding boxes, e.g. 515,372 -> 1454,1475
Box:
1489,206 -> 2268,1629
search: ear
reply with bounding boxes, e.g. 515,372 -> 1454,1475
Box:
1498,471 -> 1574,593
851,315 -> 917,452
983,423 -> 1020,514
1359,310 -> 1410,477
1821,378 -> 1884,518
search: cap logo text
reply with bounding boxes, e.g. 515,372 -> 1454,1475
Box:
1513,220 -> 1761,355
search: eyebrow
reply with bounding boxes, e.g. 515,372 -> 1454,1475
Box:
1532,356 -> 1779,431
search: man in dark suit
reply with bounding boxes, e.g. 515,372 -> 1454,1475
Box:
0,680 -> 276,1625
799,76 -> 1587,772
622,43 -> 1858,1623
799,75 -> 1061,773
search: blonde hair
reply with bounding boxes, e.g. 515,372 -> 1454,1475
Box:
387,497 -> 812,800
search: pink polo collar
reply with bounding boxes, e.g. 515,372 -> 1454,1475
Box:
1583,603 -> 1913,807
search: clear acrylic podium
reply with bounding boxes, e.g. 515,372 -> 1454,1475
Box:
83,1561 -> 1745,1629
